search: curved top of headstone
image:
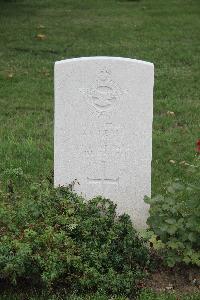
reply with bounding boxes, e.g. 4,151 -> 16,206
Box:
55,56 -> 154,67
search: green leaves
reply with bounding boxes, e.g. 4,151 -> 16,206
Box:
165,218 -> 176,225
144,195 -> 164,205
166,224 -> 178,235
146,177 -> 200,267
167,182 -> 184,194
0,180 -> 150,297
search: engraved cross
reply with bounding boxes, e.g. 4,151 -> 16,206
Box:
87,161 -> 119,193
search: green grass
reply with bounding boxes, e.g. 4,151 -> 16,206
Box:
0,0 -> 200,193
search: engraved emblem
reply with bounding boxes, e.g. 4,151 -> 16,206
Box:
80,69 -> 121,113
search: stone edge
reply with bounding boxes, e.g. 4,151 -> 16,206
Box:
54,56 -> 154,68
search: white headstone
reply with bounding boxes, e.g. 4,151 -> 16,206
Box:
54,57 -> 154,229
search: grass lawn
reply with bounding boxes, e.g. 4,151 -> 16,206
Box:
0,0 -> 199,299
0,0 -> 200,192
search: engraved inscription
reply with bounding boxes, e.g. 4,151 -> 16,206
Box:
80,68 -> 122,113
82,123 -> 131,162
87,161 -> 119,193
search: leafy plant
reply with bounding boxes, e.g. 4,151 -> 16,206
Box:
145,163 -> 200,267
0,179 -> 150,297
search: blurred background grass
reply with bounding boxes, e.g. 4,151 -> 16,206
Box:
0,0 -> 199,192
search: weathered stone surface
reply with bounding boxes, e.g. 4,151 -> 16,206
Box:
54,57 -> 154,229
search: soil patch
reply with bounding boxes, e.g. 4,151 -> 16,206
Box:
145,266 -> 200,294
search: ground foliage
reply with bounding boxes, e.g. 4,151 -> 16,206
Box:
145,160 -> 200,267
0,289 -> 200,300
0,176 -> 150,297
